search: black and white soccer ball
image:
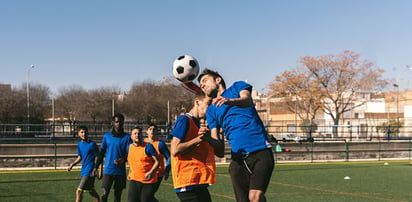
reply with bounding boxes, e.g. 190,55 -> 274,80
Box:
172,55 -> 200,83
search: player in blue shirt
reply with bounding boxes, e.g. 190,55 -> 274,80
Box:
198,68 -> 274,202
67,125 -> 100,202
94,113 -> 132,202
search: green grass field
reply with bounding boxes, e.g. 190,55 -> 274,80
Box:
1,161 -> 412,202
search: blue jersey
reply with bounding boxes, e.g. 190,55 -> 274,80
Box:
144,143 -> 158,157
206,81 -> 271,158
78,140 -> 99,177
171,113 -> 200,140
100,132 -> 132,175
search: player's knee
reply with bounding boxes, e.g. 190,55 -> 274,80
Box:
76,189 -> 83,195
249,190 -> 265,202
101,187 -> 109,197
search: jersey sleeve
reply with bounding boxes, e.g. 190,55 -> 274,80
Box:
206,106 -> 219,130
145,143 -> 158,157
232,81 -> 252,94
158,141 -> 171,173
100,134 -> 107,150
171,115 -> 189,140
92,142 -> 99,157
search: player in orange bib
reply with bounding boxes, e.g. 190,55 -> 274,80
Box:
127,126 -> 160,202
171,91 -> 224,202
144,123 -> 171,202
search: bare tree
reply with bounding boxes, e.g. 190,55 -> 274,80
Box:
269,50 -> 388,136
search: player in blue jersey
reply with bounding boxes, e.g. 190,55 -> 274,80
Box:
198,69 -> 274,202
67,125 -> 100,202
93,113 -> 132,202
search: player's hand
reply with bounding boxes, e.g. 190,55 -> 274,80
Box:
144,172 -> 153,180
96,168 -> 103,180
114,158 -> 126,165
199,127 -> 211,141
198,127 -> 209,135
164,171 -> 170,181
213,96 -> 232,107
91,168 -> 97,177
67,165 -> 72,172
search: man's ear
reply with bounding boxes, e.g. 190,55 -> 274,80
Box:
194,99 -> 200,107
216,77 -> 222,85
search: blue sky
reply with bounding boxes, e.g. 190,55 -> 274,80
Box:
2,0 -> 412,95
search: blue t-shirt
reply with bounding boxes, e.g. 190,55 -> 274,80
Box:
100,132 -> 132,175
206,81 -> 271,158
157,140 -> 171,174
144,143 -> 158,157
78,140 -> 99,177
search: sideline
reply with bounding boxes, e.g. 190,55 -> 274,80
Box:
1,159 -> 411,174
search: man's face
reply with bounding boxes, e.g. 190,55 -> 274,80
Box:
112,117 -> 124,132
131,128 -> 141,144
198,96 -> 212,119
78,129 -> 87,141
199,74 -> 219,98
147,126 -> 156,138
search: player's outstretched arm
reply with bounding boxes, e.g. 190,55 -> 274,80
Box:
214,89 -> 253,108
67,156 -> 81,171
203,128 -> 224,158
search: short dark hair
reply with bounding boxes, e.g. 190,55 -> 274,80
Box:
147,123 -> 158,129
197,68 -> 226,89
194,90 -> 207,99
112,113 -> 125,122
131,126 -> 142,132
78,125 -> 88,134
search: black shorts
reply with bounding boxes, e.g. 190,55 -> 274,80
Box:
176,187 -> 211,202
128,180 -> 156,202
229,148 -> 274,200
77,176 -> 96,191
101,174 -> 126,191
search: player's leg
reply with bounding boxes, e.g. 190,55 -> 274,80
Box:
89,189 -> 100,202
101,175 -> 114,202
127,180 -> 141,202
76,176 -> 90,202
247,148 -> 274,202
113,174 -> 126,202
76,189 -> 83,202
229,159 -> 250,202
152,176 -> 163,202
140,182 -> 156,202
83,176 -> 100,202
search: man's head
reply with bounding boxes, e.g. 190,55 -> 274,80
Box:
112,113 -> 125,134
194,91 -> 212,119
197,68 -> 226,98
77,125 -> 89,141
146,123 -> 158,139
131,126 -> 143,145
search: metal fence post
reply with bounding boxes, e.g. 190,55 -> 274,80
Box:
378,139 -> 381,161
311,141 -> 314,163
345,140 -> 349,161
54,143 -> 57,169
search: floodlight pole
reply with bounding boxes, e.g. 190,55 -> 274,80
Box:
27,65 -> 34,129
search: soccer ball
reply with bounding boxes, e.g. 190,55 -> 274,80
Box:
172,55 -> 200,83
